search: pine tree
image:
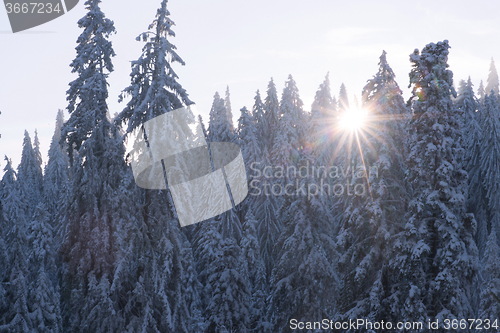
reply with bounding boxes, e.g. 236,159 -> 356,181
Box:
271,195 -> 337,332
241,210 -> 266,327
27,203 -> 63,333
485,58 -> 499,95
208,91 -> 233,142
271,75 -> 305,174
59,1 -> 124,330
204,233 -> 252,332
238,106 -> 261,175
337,51 -> 408,326
479,230 -> 500,320
0,157 -> 32,331
250,90 -> 269,160
390,41 -> 478,326
338,83 -> 350,111
310,73 -> 336,163
263,78 -> 280,150
17,130 -> 43,217
224,86 -> 234,131
478,80 -> 486,100
114,1 -> 201,330
280,75 -> 307,145
44,110 -> 70,239
478,92 -> 500,245
456,79 -> 488,253
115,0 -> 192,132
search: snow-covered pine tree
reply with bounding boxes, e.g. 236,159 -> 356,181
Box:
455,79 -> 488,254
479,230 -> 500,321
204,229 -> 252,332
17,130 -> 43,218
27,203 -> 62,333
338,83 -> 350,112
485,58 -> 499,95
263,78 -> 280,150
336,51 -> 409,327
44,110 -> 70,240
478,80 -> 486,100
114,1 -> 202,330
310,73 -> 336,163
59,1 -> 127,330
224,86 -> 234,132
279,74 -> 307,147
390,40 -> 478,325
208,91 -> 233,142
271,194 -> 337,332
0,157 -> 32,331
478,92 -> 500,246
238,106 -> 261,176
251,90 -> 268,157
192,217 -> 251,332
271,75 -> 305,176
241,210 -> 267,330
115,0 -> 192,132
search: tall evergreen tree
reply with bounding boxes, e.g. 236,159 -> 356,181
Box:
456,79 -> 488,253
116,0 -> 192,132
59,1 -> 127,331
390,41 -> 478,326
478,92 -> 500,244
27,204 -> 63,333
17,130 -> 43,217
271,194 -> 337,332
0,157 -> 32,331
485,58 -> 499,95
238,106 -> 261,175
310,73 -> 336,163
271,75 -> 305,173
263,78 -> 280,150
479,230 -> 500,321
478,80 -> 486,100
114,1 -> 202,331
44,110 -> 70,238
338,83 -> 350,111
208,91 -> 233,142
337,51 -> 408,326
224,86 -> 234,131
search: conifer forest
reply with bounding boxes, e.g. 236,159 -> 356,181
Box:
0,0 -> 499,332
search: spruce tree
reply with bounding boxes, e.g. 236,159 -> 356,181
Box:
44,110 -> 70,239
390,41 -> 478,326
310,73 -> 336,163
27,204 -> 63,333
115,0 -> 192,132
224,86 -> 234,131
485,58 -> 499,95
337,51 -> 408,325
263,78 -> 280,150
17,130 -> 43,217
479,230 -> 500,321
478,92 -> 500,245
114,1 -> 201,330
0,157 -> 32,331
60,1 -> 125,330
271,195 -> 337,332
208,91 -> 233,142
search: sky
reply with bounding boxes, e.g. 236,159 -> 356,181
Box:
1,0 -> 499,167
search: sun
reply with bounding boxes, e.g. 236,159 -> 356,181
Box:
339,107 -> 368,131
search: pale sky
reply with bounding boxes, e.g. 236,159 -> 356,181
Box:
1,0 -> 499,168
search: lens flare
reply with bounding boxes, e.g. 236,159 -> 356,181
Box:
339,107 -> 368,131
